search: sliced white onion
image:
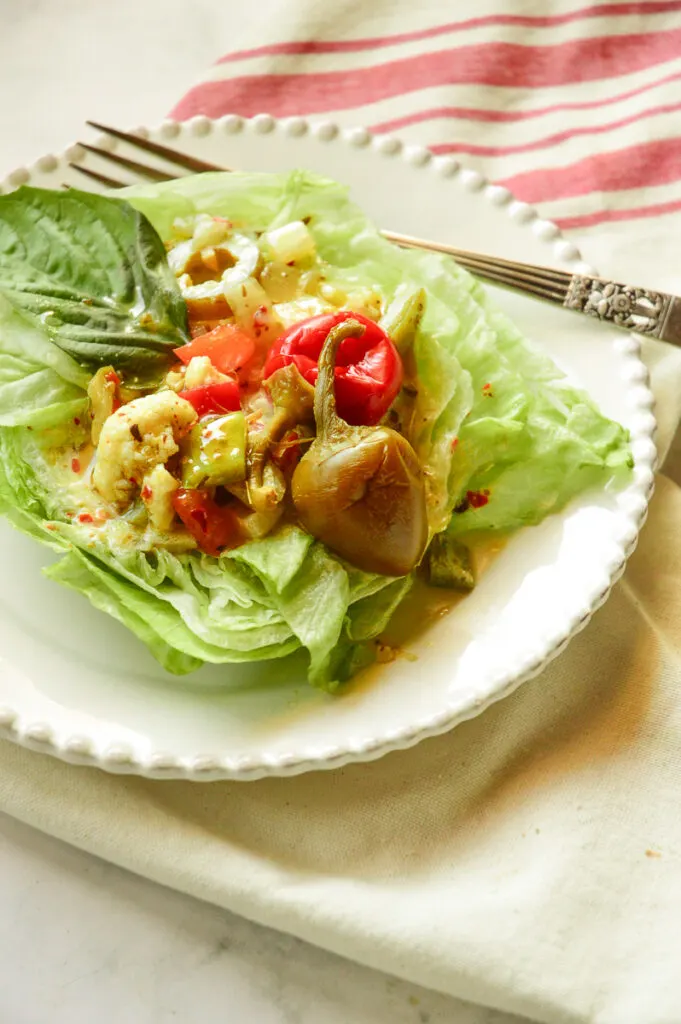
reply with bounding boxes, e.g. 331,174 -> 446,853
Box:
224,233 -> 260,279
179,279 -> 225,302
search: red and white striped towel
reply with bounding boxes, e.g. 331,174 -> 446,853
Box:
172,0 -> 681,241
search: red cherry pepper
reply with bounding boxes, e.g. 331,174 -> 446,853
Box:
172,488 -> 240,557
178,380 -> 241,417
263,311 -> 403,426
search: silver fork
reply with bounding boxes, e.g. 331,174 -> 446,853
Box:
68,121 -> 681,346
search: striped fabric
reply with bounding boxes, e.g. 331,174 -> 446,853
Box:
171,0 -> 681,237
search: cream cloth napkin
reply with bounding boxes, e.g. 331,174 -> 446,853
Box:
6,4 -> 681,1023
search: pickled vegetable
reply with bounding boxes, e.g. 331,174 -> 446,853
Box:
181,412 -> 247,488
292,319 -> 428,576
426,533 -> 475,591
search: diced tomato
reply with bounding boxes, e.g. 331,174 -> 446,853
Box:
172,488 -> 240,557
178,381 -> 241,417
174,324 -> 256,375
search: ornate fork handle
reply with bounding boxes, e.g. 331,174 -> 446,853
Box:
385,232 -> 681,347
564,277 -> 681,342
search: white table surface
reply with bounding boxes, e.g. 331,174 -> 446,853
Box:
0,3 -> 529,1022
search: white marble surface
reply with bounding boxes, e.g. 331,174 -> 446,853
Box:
0,4 -> 529,1022
0,812 -> 528,1024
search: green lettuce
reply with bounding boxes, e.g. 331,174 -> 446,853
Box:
0,426 -> 406,687
0,174 -> 632,689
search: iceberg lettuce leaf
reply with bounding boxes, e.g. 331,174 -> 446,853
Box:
0,172 -> 632,690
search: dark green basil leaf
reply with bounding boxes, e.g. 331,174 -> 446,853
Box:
0,187 -> 188,386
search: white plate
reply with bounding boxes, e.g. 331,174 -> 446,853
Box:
0,115 -> 655,781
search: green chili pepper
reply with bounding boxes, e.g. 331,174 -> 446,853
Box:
181,411 -> 247,488
292,319 -> 428,577
380,286 -> 426,355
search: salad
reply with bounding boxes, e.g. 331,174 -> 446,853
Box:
0,172 -> 632,689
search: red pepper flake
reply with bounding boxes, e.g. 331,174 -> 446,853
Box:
71,458 -> 81,474
77,512 -> 94,524
65,511 -> 74,518
141,486 -> 152,501
467,489 -> 490,508
482,382 -> 494,398
45,524 -> 56,531
455,489 -> 490,514
129,478 -> 136,485
105,370 -> 120,385
451,437 -> 459,451
73,417 -> 81,426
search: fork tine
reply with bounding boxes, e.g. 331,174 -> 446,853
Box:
385,230 -> 572,282
77,143 -> 177,182
453,262 -> 569,302
384,228 -> 573,300
69,163 -> 126,189
86,121 -> 226,174
453,255 -> 570,294
444,249 -> 572,286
